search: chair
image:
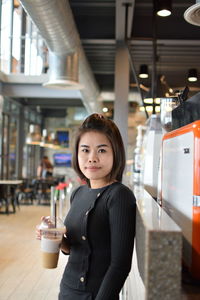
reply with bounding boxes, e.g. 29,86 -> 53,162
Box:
16,179 -> 34,205
33,179 -> 54,205
0,185 -> 17,214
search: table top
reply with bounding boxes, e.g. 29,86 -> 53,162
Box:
0,180 -> 23,185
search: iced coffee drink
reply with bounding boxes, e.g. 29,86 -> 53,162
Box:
38,216 -> 65,269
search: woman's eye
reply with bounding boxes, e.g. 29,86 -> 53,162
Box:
81,148 -> 89,153
98,148 -> 106,153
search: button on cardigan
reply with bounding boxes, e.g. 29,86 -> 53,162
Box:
60,182 -> 136,300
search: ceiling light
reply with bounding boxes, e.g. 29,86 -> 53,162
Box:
155,106 -> 161,113
26,124 -> 41,145
155,98 -> 161,104
144,98 -> 153,104
139,65 -> 149,79
188,68 -> 198,82
49,132 -> 60,149
145,106 -> 153,112
102,107 -> 108,113
40,129 -> 51,147
40,130 -> 61,149
143,97 -> 160,104
140,106 -> 153,113
156,0 -> 172,17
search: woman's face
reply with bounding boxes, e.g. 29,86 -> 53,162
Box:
78,131 -> 114,189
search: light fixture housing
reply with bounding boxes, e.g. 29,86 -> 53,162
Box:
139,64 -> 149,79
40,129 -> 51,148
43,51 -> 83,90
188,68 -> 198,82
184,2 -> 200,27
156,0 -> 172,17
26,124 -> 41,145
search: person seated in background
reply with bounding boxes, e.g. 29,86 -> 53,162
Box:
37,156 -> 53,179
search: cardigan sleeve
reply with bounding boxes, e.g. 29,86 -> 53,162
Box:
95,185 -> 136,300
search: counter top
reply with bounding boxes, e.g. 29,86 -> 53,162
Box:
134,186 -> 181,232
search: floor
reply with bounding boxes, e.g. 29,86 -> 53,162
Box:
0,205 -> 67,300
0,205 -> 200,300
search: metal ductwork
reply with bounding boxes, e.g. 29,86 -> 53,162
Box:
43,51 -> 83,89
184,0 -> 200,26
19,0 -> 101,113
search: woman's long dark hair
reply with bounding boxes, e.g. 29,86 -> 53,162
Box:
72,113 -> 126,185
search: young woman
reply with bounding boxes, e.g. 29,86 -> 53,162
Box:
59,113 -> 136,300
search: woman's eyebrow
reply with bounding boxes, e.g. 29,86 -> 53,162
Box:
97,144 -> 109,148
80,144 -> 109,148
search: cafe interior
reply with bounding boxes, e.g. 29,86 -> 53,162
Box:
0,0 -> 200,299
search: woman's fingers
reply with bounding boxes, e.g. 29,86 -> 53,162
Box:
36,228 -> 41,240
36,216 -> 45,239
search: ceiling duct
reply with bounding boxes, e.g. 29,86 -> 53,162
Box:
43,51 -> 83,89
184,0 -> 200,26
19,0 -> 101,113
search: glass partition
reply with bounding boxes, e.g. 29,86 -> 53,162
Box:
0,0 -> 47,75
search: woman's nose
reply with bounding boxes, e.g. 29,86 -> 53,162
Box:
88,152 -> 98,162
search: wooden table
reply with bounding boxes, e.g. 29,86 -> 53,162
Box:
0,180 -> 23,185
0,180 -> 23,214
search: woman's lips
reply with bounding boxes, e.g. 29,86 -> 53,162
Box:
86,166 -> 100,170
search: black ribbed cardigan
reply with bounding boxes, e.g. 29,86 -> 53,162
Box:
60,182 -> 136,300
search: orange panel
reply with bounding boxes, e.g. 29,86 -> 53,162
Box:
162,120 -> 200,141
192,124 -> 200,279
194,133 -> 200,196
162,120 -> 200,279
191,207 -> 200,279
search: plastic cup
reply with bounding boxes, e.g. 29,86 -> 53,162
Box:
38,216 -> 65,269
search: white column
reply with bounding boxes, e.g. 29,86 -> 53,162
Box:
114,42 -> 129,154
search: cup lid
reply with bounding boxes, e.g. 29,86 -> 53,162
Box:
38,216 -> 65,232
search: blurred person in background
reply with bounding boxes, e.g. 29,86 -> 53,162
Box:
37,156 -> 53,179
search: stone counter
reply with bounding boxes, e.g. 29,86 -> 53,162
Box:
132,187 -> 182,300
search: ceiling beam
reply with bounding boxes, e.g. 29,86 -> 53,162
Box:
82,38 -> 200,46
1,83 -> 82,99
21,98 -> 82,107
